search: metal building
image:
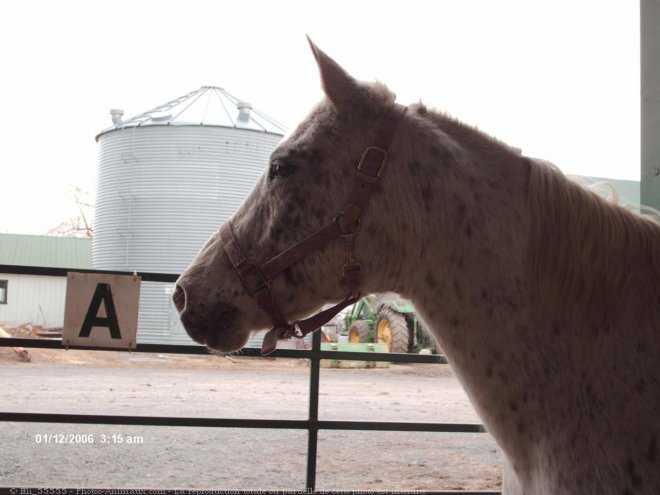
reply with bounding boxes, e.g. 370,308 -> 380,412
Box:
0,234 -> 92,328
94,86 -> 285,344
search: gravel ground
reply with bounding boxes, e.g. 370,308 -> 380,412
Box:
0,347 -> 502,492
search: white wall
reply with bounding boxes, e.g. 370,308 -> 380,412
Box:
0,274 -> 67,328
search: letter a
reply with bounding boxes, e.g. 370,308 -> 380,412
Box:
79,283 -> 122,339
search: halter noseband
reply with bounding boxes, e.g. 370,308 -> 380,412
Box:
219,102 -> 407,355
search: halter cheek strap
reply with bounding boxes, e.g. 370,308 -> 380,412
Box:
220,102 -> 407,355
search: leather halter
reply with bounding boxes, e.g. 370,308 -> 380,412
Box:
220,102 -> 407,355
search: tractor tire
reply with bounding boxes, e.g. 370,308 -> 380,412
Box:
348,320 -> 370,343
375,307 -> 410,353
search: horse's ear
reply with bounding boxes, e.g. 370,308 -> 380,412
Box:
307,36 -> 359,105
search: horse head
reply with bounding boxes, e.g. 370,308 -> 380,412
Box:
174,40 -> 415,352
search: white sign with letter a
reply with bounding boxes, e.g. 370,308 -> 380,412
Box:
63,272 -> 141,349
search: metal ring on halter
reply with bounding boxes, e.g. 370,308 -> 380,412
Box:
333,212 -> 361,237
291,323 -> 305,338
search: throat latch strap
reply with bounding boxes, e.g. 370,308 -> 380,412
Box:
260,294 -> 359,357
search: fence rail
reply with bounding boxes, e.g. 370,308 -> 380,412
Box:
0,264 -> 500,494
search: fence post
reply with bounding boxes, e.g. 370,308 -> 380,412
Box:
305,330 -> 322,491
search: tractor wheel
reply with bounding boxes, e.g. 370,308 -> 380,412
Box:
375,307 -> 410,353
348,320 -> 370,343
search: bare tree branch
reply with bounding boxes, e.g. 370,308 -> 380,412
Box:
48,186 -> 94,238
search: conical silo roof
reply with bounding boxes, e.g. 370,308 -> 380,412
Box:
96,86 -> 286,140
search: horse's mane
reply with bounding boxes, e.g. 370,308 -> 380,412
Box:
527,159 -> 660,325
410,102 -> 659,324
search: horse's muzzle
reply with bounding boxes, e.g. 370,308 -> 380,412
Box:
173,282 -> 242,351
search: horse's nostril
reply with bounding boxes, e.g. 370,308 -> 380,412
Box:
172,285 -> 187,313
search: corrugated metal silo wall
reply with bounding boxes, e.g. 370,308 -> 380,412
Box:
94,125 -> 282,345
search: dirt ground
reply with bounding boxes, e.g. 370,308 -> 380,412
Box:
0,345 -> 502,492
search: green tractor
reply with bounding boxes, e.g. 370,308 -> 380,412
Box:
344,294 -> 436,353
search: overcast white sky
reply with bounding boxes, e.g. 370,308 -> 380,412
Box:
0,0 -> 640,235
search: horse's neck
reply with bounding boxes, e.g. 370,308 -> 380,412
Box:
400,115 -> 533,341
393,117 -> 546,467
383,113 -> 660,493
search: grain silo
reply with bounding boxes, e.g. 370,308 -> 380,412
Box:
94,86 -> 285,344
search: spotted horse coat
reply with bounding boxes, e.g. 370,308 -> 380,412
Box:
175,39 -> 660,494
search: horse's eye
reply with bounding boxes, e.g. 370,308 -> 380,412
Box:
270,160 -> 297,179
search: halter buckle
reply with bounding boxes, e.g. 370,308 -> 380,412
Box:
357,146 -> 387,183
342,260 -> 363,278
